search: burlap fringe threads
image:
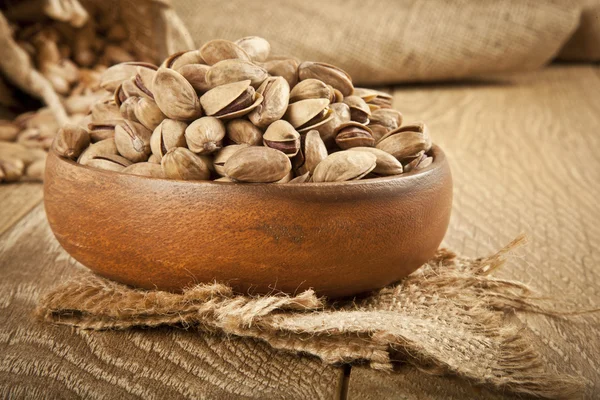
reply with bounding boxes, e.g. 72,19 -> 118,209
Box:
38,236 -> 587,398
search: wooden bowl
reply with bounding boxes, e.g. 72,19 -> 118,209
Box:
44,145 -> 452,298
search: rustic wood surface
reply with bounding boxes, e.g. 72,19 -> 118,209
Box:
1,65 -> 599,399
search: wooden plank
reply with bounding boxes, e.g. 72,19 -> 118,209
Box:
349,65 -> 600,398
0,183 -> 43,236
0,205 -> 343,399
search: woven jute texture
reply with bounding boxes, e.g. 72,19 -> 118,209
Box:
38,237 -> 588,399
173,0 -> 587,85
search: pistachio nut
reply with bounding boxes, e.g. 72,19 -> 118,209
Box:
367,123 -> 389,143
120,67 -> 156,100
263,120 -> 300,157
161,147 -> 211,180
369,108 -> 402,130
298,61 -> 353,96
0,141 -> 45,165
152,67 -> 202,120
88,120 -> 121,142
185,117 -> 226,155
64,91 -> 108,115
91,100 -> 122,122
100,62 -> 157,92
161,50 -> 205,70
403,151 -> 432,173
417,156 -> 433,169
226,119 -> 263,146
206,59 -> 268,89
178,63 -> 211,93
200,80 -> 263,119
353,87 -> 393,108
0,121 -> 19,141
85,154 -> 132,172
299,130 -> 328,174
53,124 -> 90,160
263,58 -> 299,88
115,120 -> 152,162
284,98 -> 332,131
134,98 -> 166,131
78,138 -> 118,165
315,102 -> 352,148
17,128 -> 53,150
312,151 -> 376,182
289,79 -> 333,103
234,36 -> 270,62
224,146 -> 292,183
214,176 -> 233,182
334,122 -> 376,150
347,147 -> 403,176
213,144 -> 249,176
119,96 -> 140,122
248,76 -> 290,128
200,39 -> 251,65
343,96 -> 371,124
276,171 -> 294,183
25,159 -> 46,181
0,158 -> 25,182
376,122 -> 432,161
329,85 -> 344,103
150,119 -> 188,158
289,171 -> 311,184
122,162 -> 165,178
148,154 -> 161,164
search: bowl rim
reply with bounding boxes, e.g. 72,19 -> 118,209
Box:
48,144 -> 446,188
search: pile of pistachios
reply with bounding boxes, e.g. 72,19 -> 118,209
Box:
0,3 -> 142,183
53,37 -> 433,183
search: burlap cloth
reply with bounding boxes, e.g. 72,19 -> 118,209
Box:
37,236 -> 592,399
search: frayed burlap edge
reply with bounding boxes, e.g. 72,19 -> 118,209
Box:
37,236 -> 589,398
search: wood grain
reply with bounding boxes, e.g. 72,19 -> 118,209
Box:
0,182 -> 43,236
0,205 -> 343,399
349,65 -> 600,398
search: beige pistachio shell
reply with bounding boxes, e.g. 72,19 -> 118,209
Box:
343,95 -> 371,124
119,96 -> 140,122
275,171 -> 294,183
133,67 -> 157,100
122,162 -> 165,178
213,144 -> 249,176
284,98 -> 330,129
152,67 -> 202,120
298,61 -> 353,96
224,146 -> 292,183
206,59 -> 268,88
25,158 -> 45,181
248,76 -> 290,128
376,122 -> 432,160
161,147 -> 211,180
91,101 -> 121,122
0,158 -> 25,182
263,120 -> 300,157
114,120 -> 152,162
348,147 -> 403,176
302,130 -> 328,174
200,39 -> 251,65
85,154 -> 132,172
334,122 -> 375,150
403,151 -> 428,173
0,121 -> 19,141
263,58 -> 299,88
161,50 -> 205,70
200,80 -> 263,119
185,117 -> 226,155
78,138 -> 118,165
134,98 -> 166,131
87,120 -> 121,142
226,119 -> 263,145
367,124 -> 389,143
289,79 -> 332,103
53,124 -> 90,160
288,171 -> 311,184
214,176 -> 233,182
312,151 -> 376,182
100,62 -> 157,92
148,154 -> 161,164
234,36 -> 270,62
178,64 -> 211,93
370,109 -> 402,130
150,119 -> 188,158
353,87 -> 393,105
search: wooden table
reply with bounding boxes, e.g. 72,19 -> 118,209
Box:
1,65 -> 599,399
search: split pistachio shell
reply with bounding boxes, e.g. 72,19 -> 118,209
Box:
248,76 -> 290,128
86,154 -> 132,172
263,58 -> 299,88
348,147 -> 403,175
53,124 -> 90,160
78,138 -> 118,165
25,158 -> 46,181
178,64 -> 211,93
301,130 -> 328,174
185,117 -> 226,155
226,119 -> 263,145
206,59 -> 268,88
403,151 -> 430,173
235,36 -> 270,62
369,109 -> 402,130
224,146 -> 291,183
162,147 -> 211,180
200,39 -> 251,65
122,162 -> 165,178
276,171 -> 294,183
263,120 -> 300,157
134,98 -> 166,131
161,50 -> 204,70
284,98 -> 330,129
148,154 -> 161,164
91,100 -> 122,122
316,102 -> 352,147
100,61 -> 157,92
213,144 -> 249,176
343,96 -> 371,124
353,87 -> 393,108
298,61 -> 353,96
368,124 -> 389,143
376,122 -> 432,161
0,158 -> 25,182
152,67 -> 202,120
150,119 -> 188,158
200,80 -> 263,119
0,121 -> 19,141
119,96 -> 140,122
312,151 -> 376,182
289,171 -> 311,183
88,120 -> 121,142
335,122 -> 375,150
114,120 -> 152,162
289,79 -> 332,103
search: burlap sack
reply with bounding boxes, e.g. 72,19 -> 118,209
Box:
173,0 -> 584,85
38,237 -> 590,399
558,0 -> 600,61
0,0 -> 192,123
